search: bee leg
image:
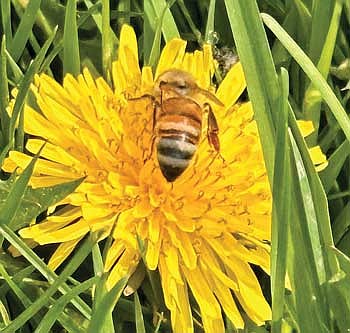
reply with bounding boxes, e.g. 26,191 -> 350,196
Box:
143,103 -> 160,164
206,104 -> 226,163
206,104 -> 220,152
143,135 -> 156,163
126,93 -> 155,102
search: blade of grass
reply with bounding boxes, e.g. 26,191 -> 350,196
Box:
304,0 -> 343,145
5,48 -> 23,84
41,3 -> 104,73
63,0 -> 80,76
288,84 -> 338,281
332,202 -> 350,245
0,176 -> 84,231
83,0 -> 118,48
52,311 -> 87,333
262,13 -> 350,145
260,0 -> 285,17
285,164 -> 330,332
87,276 -> 128,333
308,0 -> 333,64
288,130 -> 331,329
143,0 -> 179,62
15,103 -> 24,151
0,265 -> 32,309
0,235 -> 94,333
0,0 -> 12,43
319,140 -> 350,193
271,68 -> 290,332
177,0 -> 202,43
283,106 -> 335,333
8,0 -> 42,62
91,243 -> 114,332
0,143 -> 44,226
0,299 -> 10,327
0,36 -> 10,145
0,143 -> 11,170
328,247 -> 350,331
345,0 -> 350,25
150,0 -> 179,41
9,0 -> 53,78
0,264 -> 41,327
271,9 -> 295,69
34,277 -> 98,333
0,226 -> 92,320
287,216 -> 327,333
102,0 -> 112,82
143,1 -> 157,64
289,108 -> 336,276
224,0 -> 278,182
9,27 -> 57,148
134,292 -> 146,333
204,0 -> 216,42
117,0 -> 130,26
147,0 -> 177,68
319,123 -> 340,152
0,264 -> 35,296
290,1 -> 311,103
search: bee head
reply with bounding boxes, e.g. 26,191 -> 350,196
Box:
154,69 -> 224,107
155,69 -> 197,97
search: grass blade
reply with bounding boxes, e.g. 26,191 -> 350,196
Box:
0,36 -> 10,146
8,0 -> 42,62
134,292 -> 146,333
319,140 -> 350,193
0,176 -> 84,230
289,131 -> 327,283
34,277 -> 98,333
91,243 -> 114,332
0,264 -> 39,325
262,13 -> 350,145
0,235 -> 94,333
303,0 -> 343,144
87,276 -> 128,333
224,0 -> 278,182
9,27 -> 57,147
149,0 -> 179,41
145,0 -> 178,67
204,0 -> 216,42
0,0 -> 12,43
333,203 -> 350,245
63,0 -> 80,76
0,144 -> 44,225
101,0 -> 112,82
5,48 -> 23,84
0,226 -> 92,320
308,0 -> 334,64
271,68 -> 290,332
117,0 -> 130,26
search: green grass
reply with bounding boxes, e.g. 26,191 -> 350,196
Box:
1,0 -> 350,332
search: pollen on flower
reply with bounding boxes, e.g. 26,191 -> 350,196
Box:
2,24 -> 326,333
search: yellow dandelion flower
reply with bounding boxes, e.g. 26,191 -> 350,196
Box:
2,25 -> 326,332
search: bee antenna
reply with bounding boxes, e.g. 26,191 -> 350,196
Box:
197,87 -> 224,107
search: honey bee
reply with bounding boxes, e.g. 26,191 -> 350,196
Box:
150,69 -> 224,182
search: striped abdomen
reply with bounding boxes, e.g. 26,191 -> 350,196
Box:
155,97 -> 202,182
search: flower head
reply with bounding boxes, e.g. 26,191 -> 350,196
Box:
4,25 -> 283,332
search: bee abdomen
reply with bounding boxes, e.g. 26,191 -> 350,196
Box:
157,137 -> 197,182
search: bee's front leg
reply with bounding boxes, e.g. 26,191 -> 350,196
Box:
126,94 -> 160,164
205,103 -> 220,152
144,102 -> 161,164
